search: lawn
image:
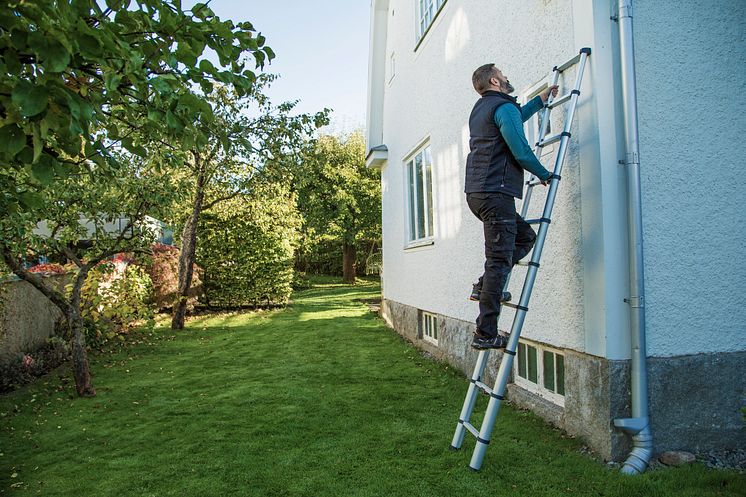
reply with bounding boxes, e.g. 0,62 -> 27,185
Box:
1,278 -> 744,496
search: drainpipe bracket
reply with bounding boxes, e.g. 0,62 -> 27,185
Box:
614,416 -> 649,435
623,295 -> 644,308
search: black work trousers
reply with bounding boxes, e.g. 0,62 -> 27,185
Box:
466,192 -> 537,338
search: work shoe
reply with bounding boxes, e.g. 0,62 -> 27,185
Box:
469,286 -> 512,303
471,333 -> 509,350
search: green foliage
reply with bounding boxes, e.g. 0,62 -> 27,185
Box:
79,260 -> 155,346
294,131 -> 381,274
196,180 -> 301,307
0,0 -> 272,217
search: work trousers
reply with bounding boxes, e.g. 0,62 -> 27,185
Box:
466,192 -> 537,338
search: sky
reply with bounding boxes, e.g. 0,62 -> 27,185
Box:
199,1 -> 371,134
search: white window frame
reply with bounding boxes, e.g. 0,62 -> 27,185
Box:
415,0 -> 447,46
403,141 -> 435,247
514,339 -> 565,407
421,311 -> 438,345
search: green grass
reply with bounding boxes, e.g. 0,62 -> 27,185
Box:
1,278 -> 744,496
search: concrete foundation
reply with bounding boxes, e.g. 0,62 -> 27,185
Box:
382,298 -> 746,461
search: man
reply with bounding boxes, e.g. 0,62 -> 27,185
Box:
465,63 -> 558,350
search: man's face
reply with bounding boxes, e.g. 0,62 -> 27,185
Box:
492,69 -> 514,94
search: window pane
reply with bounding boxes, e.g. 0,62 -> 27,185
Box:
407,162 -> 416,241
424,147 -> 433,238
517,343 -> 526,379
415,153 -> 425,239
527,346 -> 538,383
432,316 -> 438,340
543,351 -> 555,392
556,354 -> 565,396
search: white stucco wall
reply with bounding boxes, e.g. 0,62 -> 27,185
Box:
374,0 -> 627,357
633,0 -> 746,357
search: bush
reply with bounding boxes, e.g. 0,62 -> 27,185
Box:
146,243 -> 202,311
79,257 -> 155,347
197,181 -> 300,308
0,336 -> 69,393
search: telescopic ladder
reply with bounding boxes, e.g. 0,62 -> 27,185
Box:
450,47 -> 591,472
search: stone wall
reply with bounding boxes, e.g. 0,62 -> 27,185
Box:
0,278 -> 64,364
382,298 -> 746,461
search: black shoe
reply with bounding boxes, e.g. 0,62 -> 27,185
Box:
469,287 -> 512,303
471,333 -> 509,350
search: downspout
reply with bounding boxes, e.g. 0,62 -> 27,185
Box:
612,0 -> 654,474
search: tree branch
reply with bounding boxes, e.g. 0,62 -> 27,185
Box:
1,247 -> 71,315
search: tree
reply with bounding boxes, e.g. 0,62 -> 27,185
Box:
168,82 -> 326,329
295,132 -> 381,283
0,0 -> 271,395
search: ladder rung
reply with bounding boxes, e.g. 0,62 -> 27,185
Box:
524,218 -> 551,225
555,52 -> 581,72
462,420 -> 480,438
474,380 -> 492,394
539,131 -> 570,147
515,260 -> 529,266
502,302 -> 528,312
526,179 -> 543,187
547,92 -> 573,109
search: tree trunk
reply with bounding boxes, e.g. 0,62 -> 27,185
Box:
69,266 -> 95,396
172,165 -> 206,329
342,241 -> 356,284
2,246 -> 95,396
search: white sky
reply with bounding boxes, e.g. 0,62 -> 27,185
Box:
204,0 -> 371,134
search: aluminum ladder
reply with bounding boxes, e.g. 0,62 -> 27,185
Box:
450,47 -> 591,471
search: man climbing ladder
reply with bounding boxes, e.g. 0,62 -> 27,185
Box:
453,48 -> 591,471
465,63 -> 558,350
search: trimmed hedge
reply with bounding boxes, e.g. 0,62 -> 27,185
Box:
196,182 -> 300,308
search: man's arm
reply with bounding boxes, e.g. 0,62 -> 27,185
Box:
494,104 -> 552,181
520,95 -> 543,122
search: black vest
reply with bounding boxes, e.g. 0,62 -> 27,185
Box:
464,91 -> 524,198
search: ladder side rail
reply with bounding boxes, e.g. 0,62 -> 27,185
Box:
520,68 -> 561,220
451,349 -> 491,449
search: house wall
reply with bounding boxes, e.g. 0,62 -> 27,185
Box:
369,0 -> 746,460
632,0 -> 746,358
375,0 -> 632,359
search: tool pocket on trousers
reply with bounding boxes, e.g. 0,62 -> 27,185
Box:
485,218 -> 517,261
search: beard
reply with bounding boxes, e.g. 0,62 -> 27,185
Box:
503,80 -> 515,94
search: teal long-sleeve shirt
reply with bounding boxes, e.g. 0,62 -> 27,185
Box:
493,95 -> 552,181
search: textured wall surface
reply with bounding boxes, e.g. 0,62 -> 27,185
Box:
0,279 -> 63,363
376,0 -> 621,356
633,0 -> 746,357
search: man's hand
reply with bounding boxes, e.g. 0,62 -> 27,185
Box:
540,85 -> 559,103
540,173 -> 554,186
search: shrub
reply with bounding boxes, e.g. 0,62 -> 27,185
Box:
197,181 -> 300,308
28,263 -> 66,275
146,243 -> 202,311
0,336 -> 69,393
79,258 -> 155,346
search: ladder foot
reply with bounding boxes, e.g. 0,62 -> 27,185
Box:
449,445 -> 460,451
468,465 -> 480,472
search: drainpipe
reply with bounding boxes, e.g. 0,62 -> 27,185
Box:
612,0 -> 654,475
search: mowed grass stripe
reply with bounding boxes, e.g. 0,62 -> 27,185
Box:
0,278 -> 743,496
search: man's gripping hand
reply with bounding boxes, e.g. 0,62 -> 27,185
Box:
540,85 -> 559,103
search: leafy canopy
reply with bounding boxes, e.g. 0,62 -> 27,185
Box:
0,0 -> 274,216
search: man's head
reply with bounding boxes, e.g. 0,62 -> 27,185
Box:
472,64 -> 515,96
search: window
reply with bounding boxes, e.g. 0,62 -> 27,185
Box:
417,0 -> 447,42
405,144 -> 434,243
516,341 -> 565,404
421,311 -> 438,345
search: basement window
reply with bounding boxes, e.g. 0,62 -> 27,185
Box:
516,340 -> 565,405
420,311 -> 438,345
